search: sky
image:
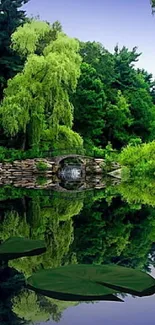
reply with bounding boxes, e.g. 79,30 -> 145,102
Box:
23,0 -> 155,77
39,294 -> 155,325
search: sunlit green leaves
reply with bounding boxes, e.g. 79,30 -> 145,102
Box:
1,20 -> 81,147
12,20 -> 51,56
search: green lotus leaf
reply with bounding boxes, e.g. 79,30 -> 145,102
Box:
0,237 -> 46,261
27,264 -> 155,301
27,267 -> 121,301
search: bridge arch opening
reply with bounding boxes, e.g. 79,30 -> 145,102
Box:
58,156 -> 85,182
58,156 -> 85,167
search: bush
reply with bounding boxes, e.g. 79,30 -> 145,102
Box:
119,140 -> 155,176
36,176 -> 48,185
0,147 -> 23,162
36,161 -> 48,172
121,166 -> 131,181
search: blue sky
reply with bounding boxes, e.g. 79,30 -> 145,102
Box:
23,0 -> 155,76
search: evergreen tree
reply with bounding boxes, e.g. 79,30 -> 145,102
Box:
73,62 -> 106,146
104,90 -> 133,148
113,46 -> 141,91
0,0 -> 29,99
79,41 -> 115,96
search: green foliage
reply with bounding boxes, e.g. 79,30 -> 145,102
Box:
119,140 -> 155,176
0,0 -> 29,99
0,210 -> 30,241
0,194 -> 83,276
0,10 -> 155,156
36,161 -> 48,172
1,182 -> 155,321
1,14 -> 155,156
12,290 -> 52,323
1,20 -> 82,149
73,186 -> 155,270
117,178 -> 155,207
125,88 -> 155,142
27,264 -> 155,300
0,146 -> 49,162
41,126 -> 83,152
113,46 -> 141,91
74,199 -> 132,265
36,176 -> 48,186
12,288 -> 77,323
12,20 -> 51,56
92,146 -> 105,158
0,237 -> 46,260
128,137 -> 142,146
73,42 -> 155,149
73,62 -> 106,146
104,90 -> 133,148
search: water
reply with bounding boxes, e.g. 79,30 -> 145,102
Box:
0,178 -> 155,325
59,165 -> 82,180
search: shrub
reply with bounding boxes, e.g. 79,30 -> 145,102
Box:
36,161 -> 48,172
119,140 -> 155,176
36,176 -> 48,185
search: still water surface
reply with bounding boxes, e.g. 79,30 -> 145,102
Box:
0,180 -> 155,324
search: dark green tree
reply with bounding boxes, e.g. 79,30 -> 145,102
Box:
79,41 -> 115,98
0,0 -> 29,99
112,46 -> 141,91
103,90 -> 133,148
73,192 -> 155,270
125,87 -> 155,141
73,62 -> 106,146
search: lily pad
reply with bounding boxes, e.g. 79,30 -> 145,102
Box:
27,264 -> 155,301
27,268 -> 121,301
0,237 -> 46,261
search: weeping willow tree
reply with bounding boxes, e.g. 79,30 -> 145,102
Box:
0,20 -> 82,149
0,194 -> 83,276
0,210 -> 30,241
12,289 -> 78,324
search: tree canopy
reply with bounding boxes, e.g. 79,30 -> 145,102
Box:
73,42 -> 155,150
0,0 -> 29,99
0,7 -> 155,154
0,20 -> 82,148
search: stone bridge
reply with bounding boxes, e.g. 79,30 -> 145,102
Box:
0,154 -> 121,189
52,154 -> 105,174
52,154 -> 120,174
52,154 -> 90,164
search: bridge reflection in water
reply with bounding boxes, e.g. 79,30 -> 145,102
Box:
59,164 -> 83,180
58,163 -> 86,191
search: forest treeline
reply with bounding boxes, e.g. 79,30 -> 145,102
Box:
0,0 -> 155,165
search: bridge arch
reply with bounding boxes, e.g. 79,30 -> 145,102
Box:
54,154 -> 86,165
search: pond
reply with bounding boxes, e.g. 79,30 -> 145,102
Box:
0,178 -> 155,325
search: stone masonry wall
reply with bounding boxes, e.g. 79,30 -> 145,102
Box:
0,157 -> 121,189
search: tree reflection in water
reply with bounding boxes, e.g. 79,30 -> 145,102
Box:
0,179 -> 155,324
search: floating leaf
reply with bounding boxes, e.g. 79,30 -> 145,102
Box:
27,268 -> 121,301
27,264 -> 155,301
0,237 -> 46,261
